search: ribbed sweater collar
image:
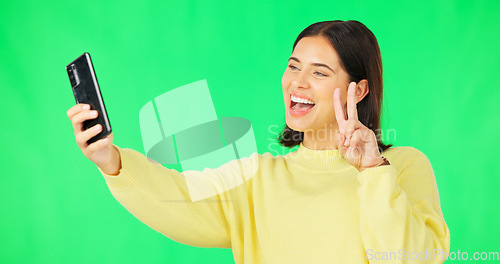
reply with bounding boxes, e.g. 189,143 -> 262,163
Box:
286,142 -> 352,171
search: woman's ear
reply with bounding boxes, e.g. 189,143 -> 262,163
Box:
356,79 -> 369,103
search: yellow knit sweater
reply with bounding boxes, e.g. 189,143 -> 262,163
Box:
99,142 -> 450,263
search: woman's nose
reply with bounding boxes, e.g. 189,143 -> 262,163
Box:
292,74 -> 309,89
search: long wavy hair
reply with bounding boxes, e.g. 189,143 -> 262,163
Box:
277,20 -> 393,152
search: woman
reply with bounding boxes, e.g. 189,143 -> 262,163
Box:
67,20 -> 450,263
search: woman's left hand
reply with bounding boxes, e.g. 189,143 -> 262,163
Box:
333,82 -> 385,172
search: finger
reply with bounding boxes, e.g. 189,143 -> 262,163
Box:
67,104 -> 90,119
71,110 -> 98,133
345,130 -> 362,164
343,119 -> 363,146
333,88 -> 347,132
360,130 -> 382,160
345,145 -> 361,167
349,129 -> 363,149
347,82 -> 358,120
86,135 -> 111,153
348,130 -> 364,165
76,124 -> 102,147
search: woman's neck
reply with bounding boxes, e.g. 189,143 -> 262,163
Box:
302,126 -> 341,150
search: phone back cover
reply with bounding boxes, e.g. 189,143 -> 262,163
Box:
66,53 -> 111,144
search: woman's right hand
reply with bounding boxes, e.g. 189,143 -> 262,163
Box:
67,104 -> 121,175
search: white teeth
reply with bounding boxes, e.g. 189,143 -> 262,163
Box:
291,95 -> 315,105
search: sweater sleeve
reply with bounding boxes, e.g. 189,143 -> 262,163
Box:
356,147 -> 450,263
97,144 -> 242,248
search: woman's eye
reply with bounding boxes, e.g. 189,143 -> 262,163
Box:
288,64 -> 299,70
314,71 -> 328,77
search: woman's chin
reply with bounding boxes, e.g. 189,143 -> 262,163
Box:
286,119 -> 310,132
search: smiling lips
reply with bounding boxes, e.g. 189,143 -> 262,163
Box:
289,92 -> 316,116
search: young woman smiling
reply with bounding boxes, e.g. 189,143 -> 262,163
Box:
67,20 -> 450,263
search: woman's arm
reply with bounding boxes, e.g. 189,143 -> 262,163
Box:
99,145 -> 236,248
67,104 -> 238,247
356,147 -> 450,263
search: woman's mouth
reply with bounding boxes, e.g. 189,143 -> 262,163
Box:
289,94 -> 316,116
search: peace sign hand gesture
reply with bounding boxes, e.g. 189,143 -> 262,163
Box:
333,82 -> 386,172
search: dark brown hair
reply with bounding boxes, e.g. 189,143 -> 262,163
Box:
277,20 -> 393,152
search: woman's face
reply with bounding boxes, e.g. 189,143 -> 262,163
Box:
282,35 -> 351,133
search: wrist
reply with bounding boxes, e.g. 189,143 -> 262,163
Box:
359,156 -> 390,172
98,146 -> 122,175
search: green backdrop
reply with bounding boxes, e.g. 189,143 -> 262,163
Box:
1,0 -> 499,263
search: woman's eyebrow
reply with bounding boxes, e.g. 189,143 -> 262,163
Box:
288,57 -> 335,72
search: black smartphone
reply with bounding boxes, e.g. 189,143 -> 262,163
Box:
66,52 -> 112,144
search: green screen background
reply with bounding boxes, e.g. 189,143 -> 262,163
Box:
1,0 -> 499,263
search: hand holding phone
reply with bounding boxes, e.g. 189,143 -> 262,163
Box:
66,53 -> 121,175
66,52 -> 111,144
